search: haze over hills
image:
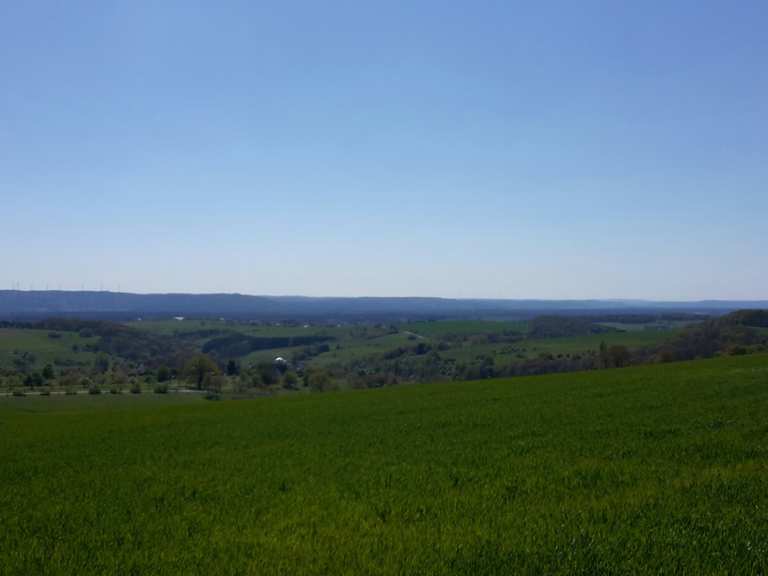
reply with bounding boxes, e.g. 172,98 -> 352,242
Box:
1,291 -> 765,321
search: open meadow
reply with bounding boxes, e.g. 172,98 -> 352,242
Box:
2,354 -> 767,574
0,328 -> 98,371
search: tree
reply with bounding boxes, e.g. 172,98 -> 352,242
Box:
94,356 -> 110,374
255,362 -> 276,386
204,372 -> 226,393
283,370 -> 298,389
598,341 -> 609,369
305,367 -> 332,392
608,345 -> 631,368
184,354 -> 220,389
42,364 -> 55,381
12,352 -> 35,374
60,370 -> 81,390
111,368 -> 129,391
249,371 -> 264,388
156,366 -> 171,382
226,359 -> 240,376
24,372 -> 44,387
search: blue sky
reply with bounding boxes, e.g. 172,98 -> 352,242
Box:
1,1 -> 766,299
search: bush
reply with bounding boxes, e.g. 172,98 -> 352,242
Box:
305,367 -> 334,392
154,383 -> 169,394
39,389 -> 51,396
12,389 -> 25,397
203,373 -> 226,394
232,376 -> 250,393
24,372 -> 44,387
130,382 -> 142,394
65,388 -> 77,396
88,385 -> 101,395
204,392 -> 221,401
283,371 -> 299,389
109,387 -> 121,395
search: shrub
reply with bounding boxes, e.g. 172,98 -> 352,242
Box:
153,383 -> 169,394
88,384 -> 101,395
203,373 -> 226,393
109,387 -> 121,395
305,367 -> 334,392
12,389 -> 25,397
39,389 -> 51,396
283,371 -> 299,389
65,388 -> 77,396
24,372 -> 44,387
130,382 -> 142,394
232,377 -> 250,393
204,392 -> 221,401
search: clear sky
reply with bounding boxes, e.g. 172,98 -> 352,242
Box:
1,1 -> 766,299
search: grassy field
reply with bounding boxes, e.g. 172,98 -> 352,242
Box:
0,328 -> 98,369
399,320 -> 528,338
2,354 -> 767,574
127,319 -> 329,338
311,332 -> 415,366
442,330 -> 675,364
596,320 -> 698,332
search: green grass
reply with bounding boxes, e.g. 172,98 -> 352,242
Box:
126,318 -> 222,334
0,328 -> 98,369
443,330 -> 677,364
521,330 -> 677,355
2,354 -> 768,574
597,320 -> 700,332
241,345 -> 308,365
129,319 -> 332,339
399,320 -> 528,338
312,332 -> 415,366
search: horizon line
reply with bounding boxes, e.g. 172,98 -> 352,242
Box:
1,289 -> 767,304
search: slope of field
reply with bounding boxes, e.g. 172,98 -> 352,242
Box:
442,330 -> 675,364
399,319 -> 528,337
0,328 -> 98,369
2,355 -> 767,574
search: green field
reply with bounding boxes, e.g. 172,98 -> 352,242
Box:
0,328 -> 98,369
310,332 -> 415,366
399,320 -> 528,338
442,330 -> 674,364
2,354 -> 767,574
127,319 -> 328,339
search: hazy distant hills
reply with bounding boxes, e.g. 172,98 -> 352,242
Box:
0,291 -> 765,321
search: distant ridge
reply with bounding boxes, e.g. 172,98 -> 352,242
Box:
0,291 -> 765,321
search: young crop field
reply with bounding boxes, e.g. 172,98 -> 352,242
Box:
2,354 -> 767,574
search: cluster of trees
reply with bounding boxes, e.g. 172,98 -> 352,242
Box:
654,312 -> 768,362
